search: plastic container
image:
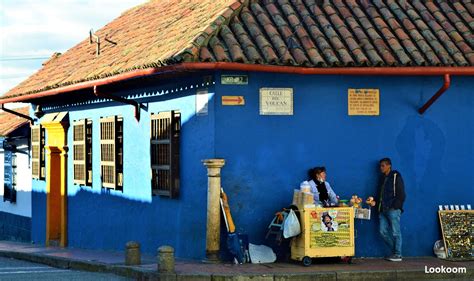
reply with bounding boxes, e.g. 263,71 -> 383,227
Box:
300,181 -> 311,193
433,240 -> 446,259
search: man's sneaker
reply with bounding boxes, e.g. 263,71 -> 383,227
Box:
386,255 -> 402,262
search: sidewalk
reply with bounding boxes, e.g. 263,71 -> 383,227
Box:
0,240 -> 472,280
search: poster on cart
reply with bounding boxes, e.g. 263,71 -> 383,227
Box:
309,209 -> 352,248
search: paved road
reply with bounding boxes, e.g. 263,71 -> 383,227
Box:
0,257 -> 130,280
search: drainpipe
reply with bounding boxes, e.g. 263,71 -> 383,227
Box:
418,74 -> 451,114
202,159 -> 225,262
1,104 -> 34,124
93,85 -> 141,121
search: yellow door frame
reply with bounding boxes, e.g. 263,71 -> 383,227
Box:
42,113 -> 69,247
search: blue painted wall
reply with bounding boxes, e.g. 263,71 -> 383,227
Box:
214,72 -> 474,257
30,71 -> 473,259
31,76 -> 216,259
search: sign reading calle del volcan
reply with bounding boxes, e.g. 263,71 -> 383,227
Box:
259,88 -> 294,115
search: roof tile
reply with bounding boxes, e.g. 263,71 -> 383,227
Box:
463,0 -> 474,15
3,0 -> 473,100
199,47 -> 215,62
0,107 -> 30,136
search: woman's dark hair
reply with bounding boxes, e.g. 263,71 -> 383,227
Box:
308,166 -> 326,181
314,166 -> 326,175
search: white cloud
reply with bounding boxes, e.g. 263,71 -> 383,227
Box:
0,0 -> 146,96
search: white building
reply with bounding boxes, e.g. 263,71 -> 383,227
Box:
0,107 -> 31,242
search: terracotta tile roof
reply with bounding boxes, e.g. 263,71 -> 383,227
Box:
0,107 -> 30,137
3,0 -> 473,100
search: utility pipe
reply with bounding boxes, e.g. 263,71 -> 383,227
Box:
176,63 -> 474,76
93,85 -> 141,121
1,104 -> 34,124
418,74 -> 451,114
0,63 -> 473,105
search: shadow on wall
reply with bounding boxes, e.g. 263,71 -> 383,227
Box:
396,115 -> 446,193
0,192 -> 32,243
32,187 -> 207,259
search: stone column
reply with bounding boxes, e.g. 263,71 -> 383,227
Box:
202,159 -> 225,262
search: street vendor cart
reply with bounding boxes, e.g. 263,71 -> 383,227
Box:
290,206 -> 355,266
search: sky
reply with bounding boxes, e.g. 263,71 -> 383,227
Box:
0,0 -> 147,99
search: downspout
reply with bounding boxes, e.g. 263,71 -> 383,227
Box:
93,85 -> 141,121
418,74 -> 451,114
1,104 -> 34,124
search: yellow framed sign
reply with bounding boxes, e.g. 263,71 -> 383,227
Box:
348,88 -> 379,116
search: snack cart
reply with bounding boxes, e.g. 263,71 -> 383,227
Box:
290,206 -> 355,266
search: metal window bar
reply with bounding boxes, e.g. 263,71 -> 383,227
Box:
171,111 -> 181,198
116,117 -> 123,189
86,120 -> 93,185
3,145 -> 17,203
150,111 -> 180,197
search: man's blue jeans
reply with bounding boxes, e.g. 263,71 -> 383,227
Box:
379,209 -> 402,256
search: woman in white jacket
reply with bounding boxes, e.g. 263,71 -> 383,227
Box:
308,166 -> 338,207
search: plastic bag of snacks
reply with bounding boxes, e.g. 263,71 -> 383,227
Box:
283,209 -> 301,238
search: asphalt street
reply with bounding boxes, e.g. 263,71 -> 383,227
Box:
0,257 -> 130,280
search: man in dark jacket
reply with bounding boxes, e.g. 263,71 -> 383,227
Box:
376,158 -> 406,262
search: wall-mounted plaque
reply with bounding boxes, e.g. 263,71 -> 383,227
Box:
259,88 -> 293,115
221,75 -> 248,85
348,88 -> 379,116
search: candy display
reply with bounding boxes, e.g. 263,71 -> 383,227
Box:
349,195 -> 363,208
365,196 -> 376,207
438,210 -> 474,260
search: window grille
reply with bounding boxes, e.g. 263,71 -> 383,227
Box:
3,142 -> 17,203
100,116 -> 123,190
151,111 -> 180,197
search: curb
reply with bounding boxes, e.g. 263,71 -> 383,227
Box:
0,251 -> 472,280
0,250 -> 157,279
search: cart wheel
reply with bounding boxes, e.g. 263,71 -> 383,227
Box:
341,256 -> 353,264
302,256 -> 312,266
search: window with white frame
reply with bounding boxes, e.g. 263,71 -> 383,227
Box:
73,119 -> 92,186
100,116 -> 123,190
31,125 -> 45,180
